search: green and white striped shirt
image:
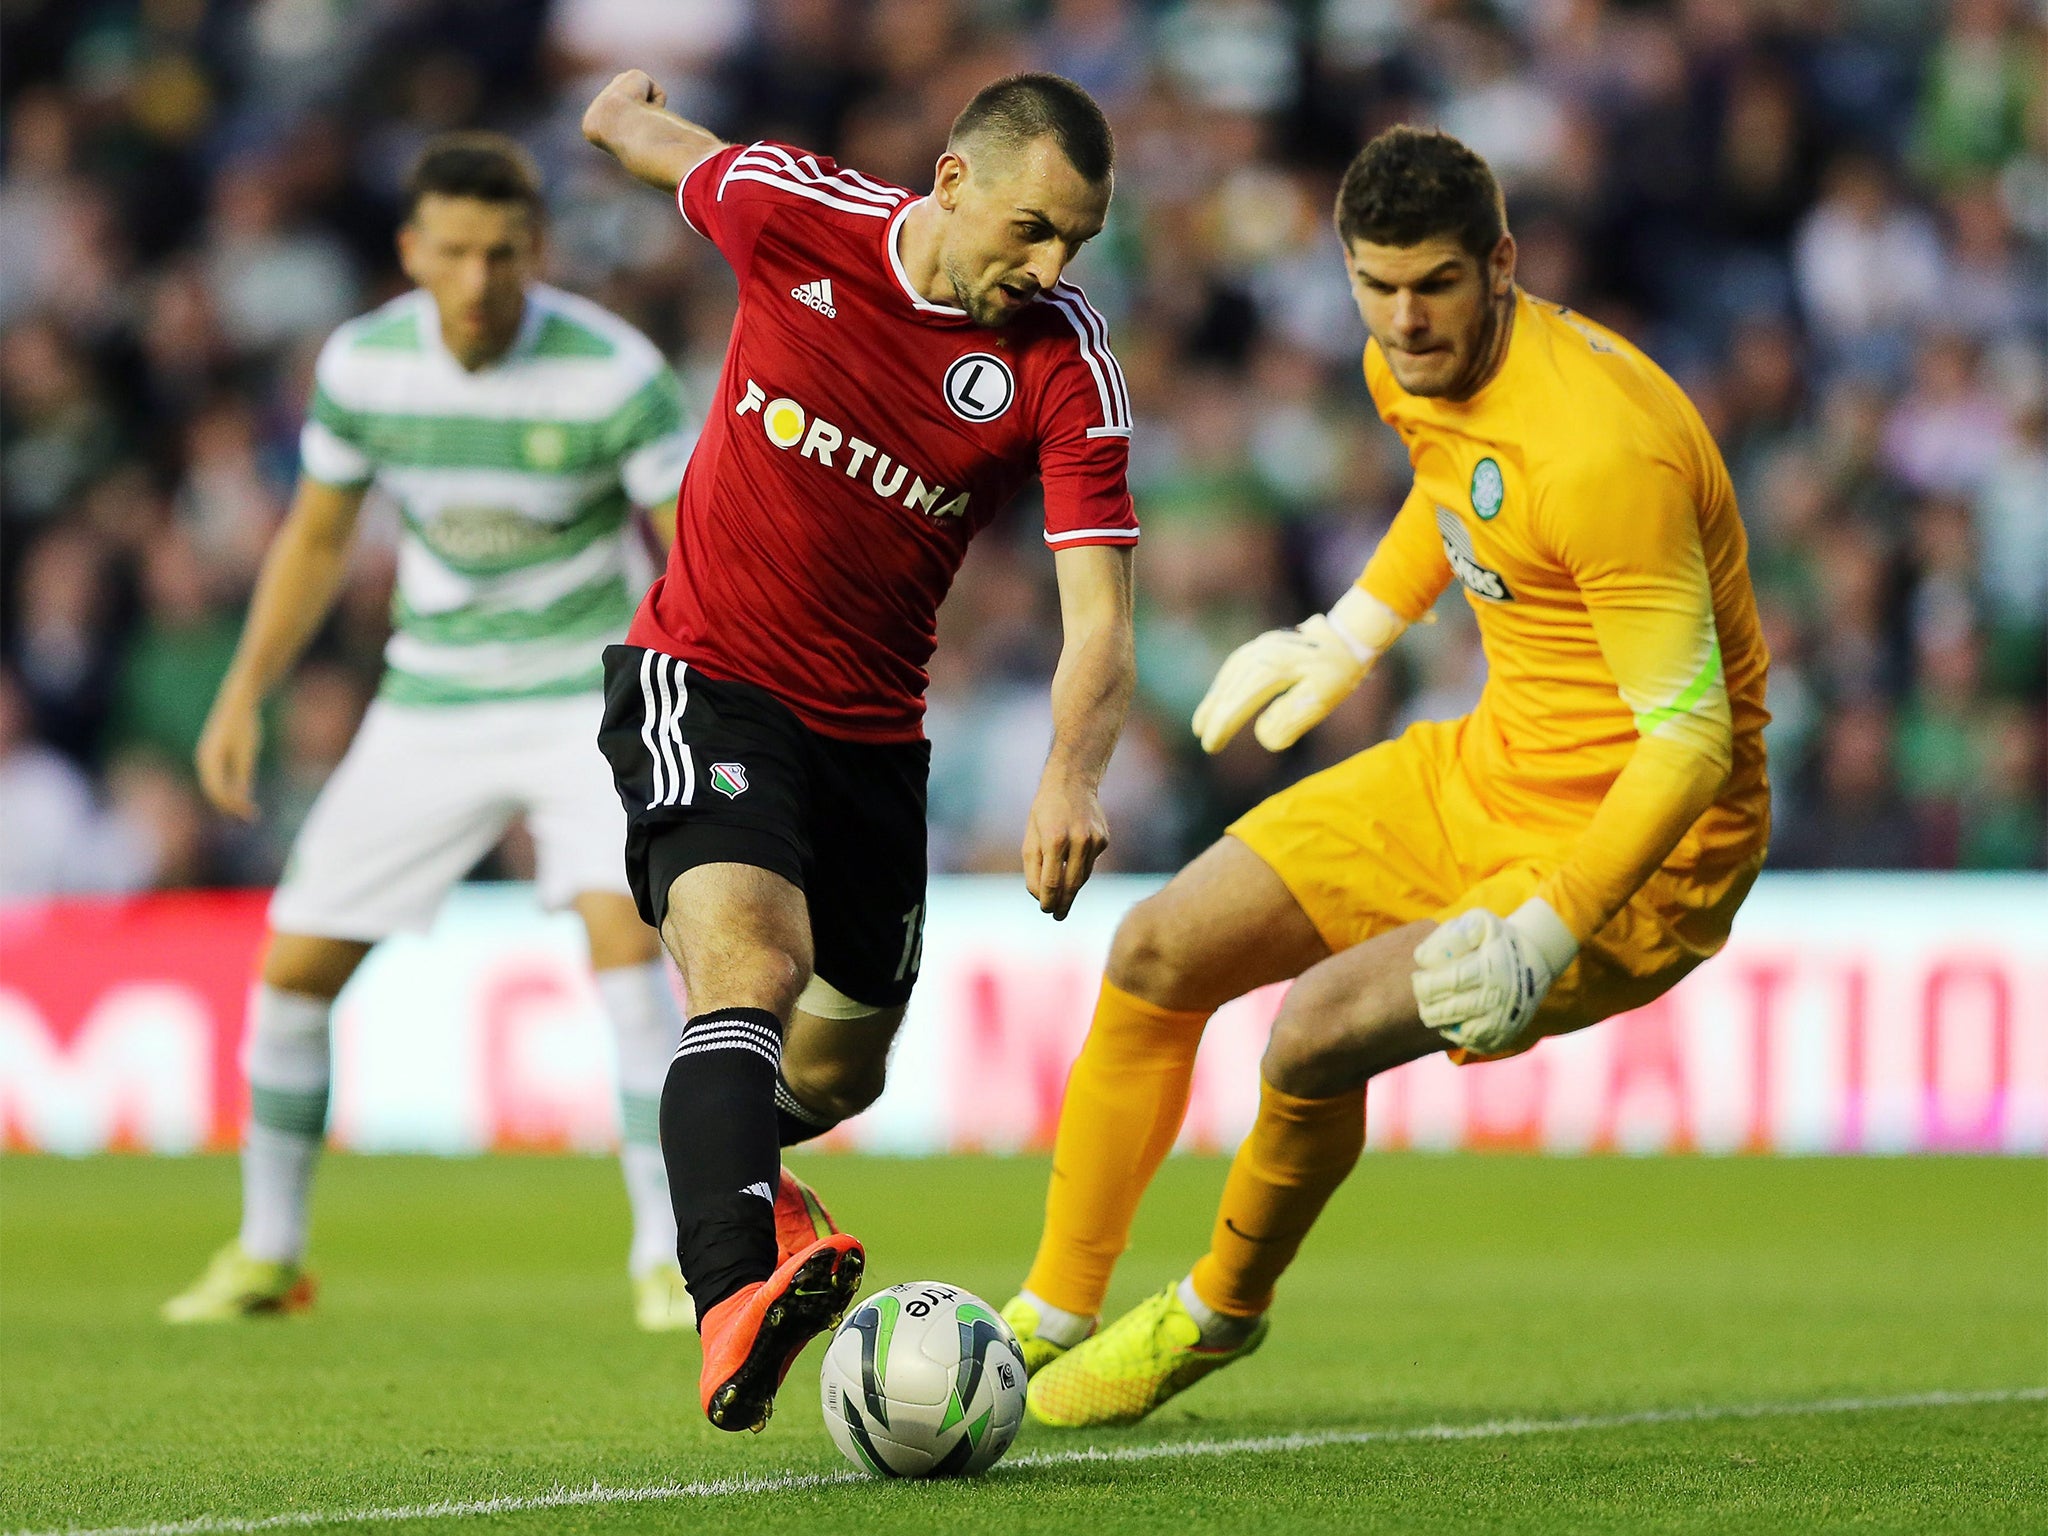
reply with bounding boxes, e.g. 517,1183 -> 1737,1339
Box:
300,284 -> 691,704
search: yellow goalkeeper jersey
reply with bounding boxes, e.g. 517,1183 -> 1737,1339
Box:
1358,290 -> 1770,939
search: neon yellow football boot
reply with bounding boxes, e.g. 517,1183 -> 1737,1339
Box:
633,1260 -> 694,1332
161,1240 -> 316,1323
1025,1283 -> 1267,1427
1000,1292 -> 1093,1377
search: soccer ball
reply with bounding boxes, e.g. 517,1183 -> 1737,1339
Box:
820,1280 -> 1027,1478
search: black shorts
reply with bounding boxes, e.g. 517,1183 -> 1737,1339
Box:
598,644 -> 929,1010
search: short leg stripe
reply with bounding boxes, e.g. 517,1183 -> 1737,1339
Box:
639,649 -> 668,809
664,659 -> 696,806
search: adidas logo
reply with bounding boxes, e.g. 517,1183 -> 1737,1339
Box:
741,1181 -> 776,1203
790,278 -> 837,318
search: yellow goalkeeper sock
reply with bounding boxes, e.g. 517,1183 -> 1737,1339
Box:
1189,1077 -> 1365,1317
1022,979 -> 1210,1318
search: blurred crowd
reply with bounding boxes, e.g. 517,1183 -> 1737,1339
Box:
2,0 -> 2044,901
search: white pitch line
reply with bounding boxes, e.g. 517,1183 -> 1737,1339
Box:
16,1386 -> 2042,1536
1002,1385 -> 2048,1473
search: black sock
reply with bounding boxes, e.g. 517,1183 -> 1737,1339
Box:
661,1007 -> 783,1323
773,1071 -> 839,1147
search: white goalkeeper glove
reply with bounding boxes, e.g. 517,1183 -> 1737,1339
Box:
1193,588 -> 1407,754
1411,899 -> 1580,1056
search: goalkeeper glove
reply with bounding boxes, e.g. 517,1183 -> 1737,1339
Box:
1411,899 -> 1580,1056
1192,588 -> 1407,754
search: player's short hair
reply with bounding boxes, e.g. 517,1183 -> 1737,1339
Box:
1335,126 -> 1505,260
949,73 -> 1114,185
404,132 -> 544,222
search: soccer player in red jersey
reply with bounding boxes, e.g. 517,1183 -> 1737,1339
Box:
582,69 -> 1138,1431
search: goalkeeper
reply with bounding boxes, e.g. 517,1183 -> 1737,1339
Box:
1002,126 -> 1771,1427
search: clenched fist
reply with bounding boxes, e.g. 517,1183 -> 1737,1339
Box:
583,69 -> 665,148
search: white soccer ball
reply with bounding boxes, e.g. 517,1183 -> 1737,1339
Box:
820,1280 -> 1027,1478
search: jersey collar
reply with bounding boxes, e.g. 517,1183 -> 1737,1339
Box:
885,199 -> 973,326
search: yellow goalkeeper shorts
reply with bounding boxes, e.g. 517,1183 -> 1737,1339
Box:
1227,716 -> 1762,1058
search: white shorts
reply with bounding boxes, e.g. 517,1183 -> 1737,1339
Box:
271,693 -> 629,942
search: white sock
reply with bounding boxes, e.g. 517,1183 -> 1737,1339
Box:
238,985 -> 332,1265
1018,1289 -> 1095,1347
1177,1274 -> 1261,1345
596,961 -> 684,1275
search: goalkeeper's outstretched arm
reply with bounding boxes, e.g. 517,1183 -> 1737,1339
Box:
1192,585 -> 1411,754
1193,485 -> 1447,754
582,70 -> 728,193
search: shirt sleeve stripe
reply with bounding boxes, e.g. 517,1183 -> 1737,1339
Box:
1060,282 -> 1133,425
833,164 -> 908,201
1046,292 -> 1115,426
1045,286 -> 1131,433
1045,525 -> 1140,545
789,151 -> 904,206
728,144 -> 906,209
1059,282 -> 1131,425
719,169 -> 895,217
1632,640 -> 1726,736
741,143 -> 905,205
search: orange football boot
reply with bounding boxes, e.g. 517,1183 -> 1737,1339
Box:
773,1165 -> 838,1263
697,1232 -> 864,1432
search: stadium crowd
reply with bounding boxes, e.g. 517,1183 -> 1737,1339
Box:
1,0 -> 2043,898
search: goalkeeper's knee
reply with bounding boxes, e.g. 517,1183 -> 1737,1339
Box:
1261,946 -> 1433,1097
1104,897 -> 1223,1013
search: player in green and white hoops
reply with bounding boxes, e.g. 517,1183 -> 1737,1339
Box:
164,134 -> 697,1331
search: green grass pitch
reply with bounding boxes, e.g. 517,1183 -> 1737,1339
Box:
3,1153 -> 2042,1535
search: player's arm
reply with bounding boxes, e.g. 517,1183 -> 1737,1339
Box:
1024,544 -> 1136,921
581,70 -> 727,194
1194,484 -> 1447,752
196,476 -> 367,819
1540,549 -> 1732,938
1413,465 -> 1733,1053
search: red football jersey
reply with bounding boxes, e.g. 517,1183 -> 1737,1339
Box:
627,140 -> 1138,743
